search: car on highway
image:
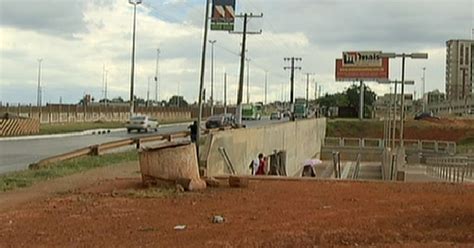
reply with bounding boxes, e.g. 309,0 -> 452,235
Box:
270,112 -> 282,120
414,112 -> 440,121
126,116 -> 159,133
206,114 -> 235,129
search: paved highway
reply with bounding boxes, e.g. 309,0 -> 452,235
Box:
0,118 -> 287,174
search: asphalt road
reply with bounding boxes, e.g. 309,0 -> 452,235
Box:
0,118 -> 288,174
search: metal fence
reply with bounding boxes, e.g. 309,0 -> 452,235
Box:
324,137 -> 456,154
425,156 -> 474,183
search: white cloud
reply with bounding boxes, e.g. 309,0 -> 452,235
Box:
0,0 -> 471,105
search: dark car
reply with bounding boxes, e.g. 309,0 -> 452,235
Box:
414,112 -> 439,120
205,114 -> 235,129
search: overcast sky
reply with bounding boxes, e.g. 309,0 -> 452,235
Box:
0,0 -> 473,105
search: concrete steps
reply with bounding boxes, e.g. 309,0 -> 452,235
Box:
358,164 -> 383,180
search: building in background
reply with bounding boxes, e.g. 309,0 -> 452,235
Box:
446,39 -> 474,101
425,90 -> 446,105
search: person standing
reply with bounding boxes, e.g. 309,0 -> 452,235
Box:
255,153 -> 267,175
189,121 -> 198,143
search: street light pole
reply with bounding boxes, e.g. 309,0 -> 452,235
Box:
36,58 -> 43,107
209,40 -> 216,116
128,0 -> 142,117
381,52 -> 428,148
422,67 -> 426,112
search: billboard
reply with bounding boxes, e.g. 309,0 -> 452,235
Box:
335,51 -> 389,81
211,0 -> 236,31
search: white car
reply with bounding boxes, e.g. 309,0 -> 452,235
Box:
126,116 -> 159,133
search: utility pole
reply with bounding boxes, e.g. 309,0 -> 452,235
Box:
197,0 -> 211,148
392,81 -> 398,149
224,71 -> 227,114
264,71 -> 268,105
304,73 -> 313,113
209,40 -> 216,115
154,48 -> 160,104
105,69 -> 108,105
284,57 -> 302,121
146,76 -> 151,107
422,67 -> 426,112
230,13 -> 263,125
102,64 -> 106,104
128,0 -> 142,116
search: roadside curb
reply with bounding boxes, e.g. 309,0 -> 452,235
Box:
0,122 -> 192,142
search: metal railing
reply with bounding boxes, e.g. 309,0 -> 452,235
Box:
29,131 -> 191,169
425,156 -> 473,183
352,153 -> 362,179
332,151 -> 342,179
324,137 -> 456,154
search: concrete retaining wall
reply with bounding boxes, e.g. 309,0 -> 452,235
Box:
204,118 -> 327,177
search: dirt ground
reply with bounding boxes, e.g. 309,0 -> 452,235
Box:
1,177 -> 473,247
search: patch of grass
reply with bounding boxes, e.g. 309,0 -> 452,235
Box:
327,119 -> 384,138
0,151 -> 138,192
457,136 -> 474,154
39,122 -> 124,135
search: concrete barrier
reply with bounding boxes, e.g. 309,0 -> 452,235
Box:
204,118 -> 326,177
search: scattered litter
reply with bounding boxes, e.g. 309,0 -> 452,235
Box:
174,225 -> 187,231
322,206 -> 332,209
212,215 -> 225,224
8,220 -> 13,225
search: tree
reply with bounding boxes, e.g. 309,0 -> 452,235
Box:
345,84 -> 376,118
168,95 -> 188,107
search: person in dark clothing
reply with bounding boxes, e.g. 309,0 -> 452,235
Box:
189,121 -> 198,143
255,153 -> 267,175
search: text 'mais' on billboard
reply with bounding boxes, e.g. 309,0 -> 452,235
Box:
211,0 -> 236,31
335,51 -> 389,81
342,51 -> 382,67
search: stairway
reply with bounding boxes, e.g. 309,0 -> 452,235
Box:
357,164 -> 383,180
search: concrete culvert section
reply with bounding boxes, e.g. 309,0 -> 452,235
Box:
139,142 -> 206,191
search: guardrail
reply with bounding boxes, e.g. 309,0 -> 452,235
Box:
425,156 -> 474,183
332,151 -> 342,179
323,137 -> 456,154
352,153 -> 362,180
29,131 -> 191,169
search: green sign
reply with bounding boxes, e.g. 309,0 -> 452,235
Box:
211,0 -> 236,31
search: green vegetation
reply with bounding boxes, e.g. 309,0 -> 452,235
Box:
0,151 -> 138,192
457,137 -> 474,154
318,84 -> 377,118
327,119 -> 384,138
39,122 -> 124,135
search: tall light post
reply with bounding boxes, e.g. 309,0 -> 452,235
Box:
209,40 -> 216,115
128,0 -> 142,116
381,53 -> 428,148
154,48 -> 160,104
36,58 -> 43,107
422,67 -> 426,112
